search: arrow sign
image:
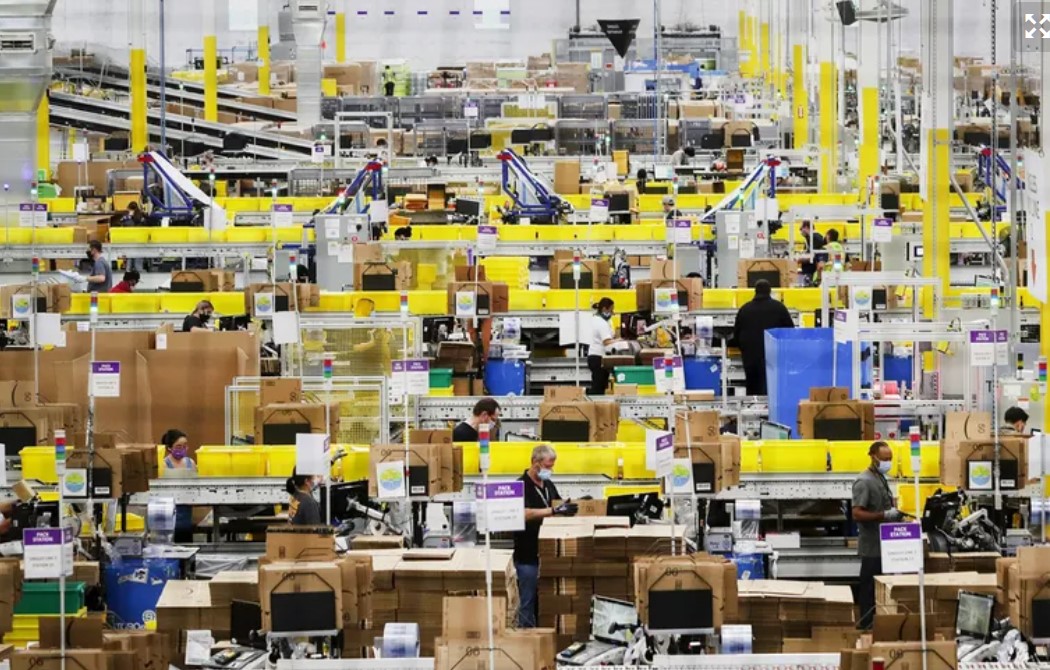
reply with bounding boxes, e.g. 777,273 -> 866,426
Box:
597,19 -> 640,58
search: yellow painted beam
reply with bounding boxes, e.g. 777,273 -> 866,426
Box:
130,48 -> 148,152
204,35 -> 218,122
746,16 -> 757,77
258,26 -> 271,96
858,87 -> 879,189
36,94 -> 49,181
335,13 -> 346,64
739,11 -> 749,76
923,128 -> 951,317
819,61 -> 837,191
760,22 -> 770,80
793,44 -> 808,149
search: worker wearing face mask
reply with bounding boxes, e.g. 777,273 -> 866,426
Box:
182,300 -> 214,333
286,469 -> 323,526
587,297 -> 619,396
851,441 -> 902,630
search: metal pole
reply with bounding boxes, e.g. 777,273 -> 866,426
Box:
159,0 -> 167,153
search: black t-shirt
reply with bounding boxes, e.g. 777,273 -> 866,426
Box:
513,470 -> 560,565
182,314 -> 204,332
291,490 -> 322,525
452,421 -> 479,442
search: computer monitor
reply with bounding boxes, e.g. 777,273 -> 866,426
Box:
760,421 -> 791,440
648,589 -> 714,633
231,600 -> 264,648
318,480 -> 371,523
591,596 -> 639,646
270,591 -> 337,633
455,198 -> 483,218
262,423 -> 312,446
653,165 -> 674,180
608,193 -> 631,213
1,427 -> 38,458
1031,599 -> 1050,642
606,493 -> 663,524
955,591 -> 994,641
219,315 -> 251,331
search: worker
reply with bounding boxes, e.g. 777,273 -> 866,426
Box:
286,469 -> 322,526
84,241 -> 113,293
109,270 -> 140,294
662,196 -> 683,222
394,226 -> 413,241
161,429 -> 196,475
452,397 -> 501,442
383,66 -> 396,97
182,300 -> 214,333
635,168 -> 649,193
852,441 -> 903,630
514,445 -> 577,628
1004,407 -> 1029,434
671,145 -> 696,167
799,220 -> 825,282
732,279 -> 794,395
814,228 -> 845,285
123,201 -> 146,226
587,298 -> 618,396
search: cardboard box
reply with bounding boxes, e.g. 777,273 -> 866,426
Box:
170,270 -> 226,293
156,580 -> 212,631
652,278 -> 704,312
869,641 -> 957,670
442,595 -> 507,640
797,401 -> 876,441
12,650 -> 109,670
873,614 -> 934,642
258,562 -> 343,633
446,281 -> 509,315
436,341 -> 476,373
672,437 -> 742,493
245,282 -> 320,316
208,570 -> 259,607
38,615 -> 104,649
810,387 -> 850,403
254,403 -> 338,446
409,429 -> 453,445
738,258 -> 796,289
265,527 -> 336,562
260,377 -> 303,406
548,259 -> 611,290
355,260 -> 413,291
674,411 -> 721,444
554,160 -> 581,195
65,446 -> 147,498
940,437 -> 1027,489
538,391 -> 619,443
369,444 -> 458,497
101,631 -> 170,670
634,554 -> 735,628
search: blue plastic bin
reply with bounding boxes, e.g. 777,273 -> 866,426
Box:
883,355 -> 914,389
104,558 -> 181,629
765,328 -> 872,435
684,355 -> 722,395
733,553 -> 766,580
484,359 -> 527,396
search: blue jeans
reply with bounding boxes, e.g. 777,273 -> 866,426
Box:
515,561 -> 539,628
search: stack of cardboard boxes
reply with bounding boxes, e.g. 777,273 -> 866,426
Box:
244,282 -> 321,317
926,551 -> 999,574
537,387 -> 619,443
446,265 -> 510,316
538,516 -> 689,649
672,411 -> 742,494
368,429 -> 463,498
342,548 -> 518,658
737,259 -> 796,290
0,381 -> 86,453
633,553 -> 738,631
939,411 -> 1028,491
875,572 -> 996,630
634,259 -> 703,312
0,283 -> 72,319
170,270 -> 235,293
797,387 -> 875,441
730,580 -> 855,653
435,596 -> 556,670
9,617 -> 169,670
999,546 -> 1050,640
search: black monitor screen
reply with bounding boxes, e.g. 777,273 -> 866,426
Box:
541,419 -> 590,442
1032,600 -> 1050,640
231,600 -> 263,646
813,418 -> 862,441
171,281 -> 205,294
275,294 -> 290,313
270,591 -> 336,633
648,589 -> 713,631
608,193 -> 630,213
362,273 -> 397,291
560,270 -> 594,290
455,198 -> 483,218
746,270 -> 781,288
955,591 -> 994,640
0,427 -> 38,457
262,423 -> 312,446
319,481 -> 371,522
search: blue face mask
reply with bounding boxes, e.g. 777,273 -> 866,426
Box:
877,459 -> 892,475
600,311 -> 612,320
538,468 -> 553,481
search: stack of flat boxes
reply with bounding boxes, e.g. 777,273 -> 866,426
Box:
538,517 -> 687,649
730,581 -> 856,653
875,572 -> 996,632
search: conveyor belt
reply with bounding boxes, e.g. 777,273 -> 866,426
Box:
56,66 -> 297,123
49,92 -> 315,158
56,62 -> 246,100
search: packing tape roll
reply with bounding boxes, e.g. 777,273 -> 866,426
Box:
381,622 -> 420,658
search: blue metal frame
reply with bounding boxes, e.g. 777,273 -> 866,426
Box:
325,160 -> 385,216
140,152 -> 197,221
498,148 -> 568,220
978,147 -> 1023,210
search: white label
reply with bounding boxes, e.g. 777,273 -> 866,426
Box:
727,235 -> 739,250
156,333 -> 168,350
369,200 -> 389,225
185,631 -> 215,667
324,219 -> 340,240
646,429 -> 674,477
295,432 -> 330,476
969,331 -> 996,367
375,460 -> 407,500
872,217 -> 893,243
455,291 -> 477,317
311,144 -> 327,164
72,141 -> 90,163
62,469 -> 89,499
667,219 -> 691,245
90,361 -> 121,398
338,244 -> 354,264
477,481 -> 526,533
725,215 -> 741,235
850,287 -> 873,313
22,527 -> 73,579
272,311 -> 301,345
652,356 -> 686,393
653,287 -> 680,315
271,204 -> 294,228
464,101 -> 479,119
590,51 -> 603,70
591,198 -> 609,223
18,203 -> 47,228
833,309 -> 858,344
476,225 -> 498,254
739,237 -> 756,259
390,359 -> 429,401
10,294 -> 31,320
879,522 -> 924,574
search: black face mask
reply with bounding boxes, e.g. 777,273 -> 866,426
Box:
200,313 -> 211,323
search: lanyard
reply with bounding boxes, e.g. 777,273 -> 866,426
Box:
869,466 -> 893,501
533,482 -> 549,507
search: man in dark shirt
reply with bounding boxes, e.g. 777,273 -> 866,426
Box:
182,300 -> 214,332
851,441 -> 902,630
732,280 -> 795,395
513,445 -> 577,628
84,241 -> 113,293
452,397 -> 500,442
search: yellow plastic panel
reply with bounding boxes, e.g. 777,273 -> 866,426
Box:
225,228 -> 269,242
109,228 -> 151,244
759,440 -> 827,473
109,294 -> 161,314
898,442 -> 941,479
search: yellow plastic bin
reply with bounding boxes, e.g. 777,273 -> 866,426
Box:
196,448 -> 234,477
20,446 -> 74,484
265,446 -> 297,477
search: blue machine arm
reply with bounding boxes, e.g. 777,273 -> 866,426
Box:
497,148 -> 573,221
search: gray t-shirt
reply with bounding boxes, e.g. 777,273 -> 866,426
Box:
852,467 -> 894,558
89,256 -> 112,292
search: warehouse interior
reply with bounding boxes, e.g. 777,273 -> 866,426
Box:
0,0 -> 1045,668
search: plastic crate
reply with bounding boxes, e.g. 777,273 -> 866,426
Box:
613,366 -> 655,386
15,582 -> 86,615
20,446 -> 74,484
264,446 -> 297,478
429,368 -> 454,388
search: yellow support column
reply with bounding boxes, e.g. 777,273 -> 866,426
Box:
130,0 -> 147,152
759,22 -> 770,81
36,93 -> 49,181
739,11 -> 749,77
793,45 -> 808,148
335,12 -> 346,64
858,87 -> 879,188
921,0 -> 953,317
258,25 -> 271,95
818,62 -> 837,192
203,2 -> 218,122
922,128 -> 951,316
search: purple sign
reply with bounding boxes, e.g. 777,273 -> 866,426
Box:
272,204 -> 293,213
879,523 -> 921,542
655,433 -> 673,452
995,330 -> 1009,344
478,481 -> 524,500
478,225 -> 497,236
834,311 -> 847,324
23,527 -> 71,546
91,362 -> 120,375
970,331 -> 994,344
19,204 -> 46,213
591,198 -> 609,208
652,356 -> 683,371
406,360 -> 429,373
